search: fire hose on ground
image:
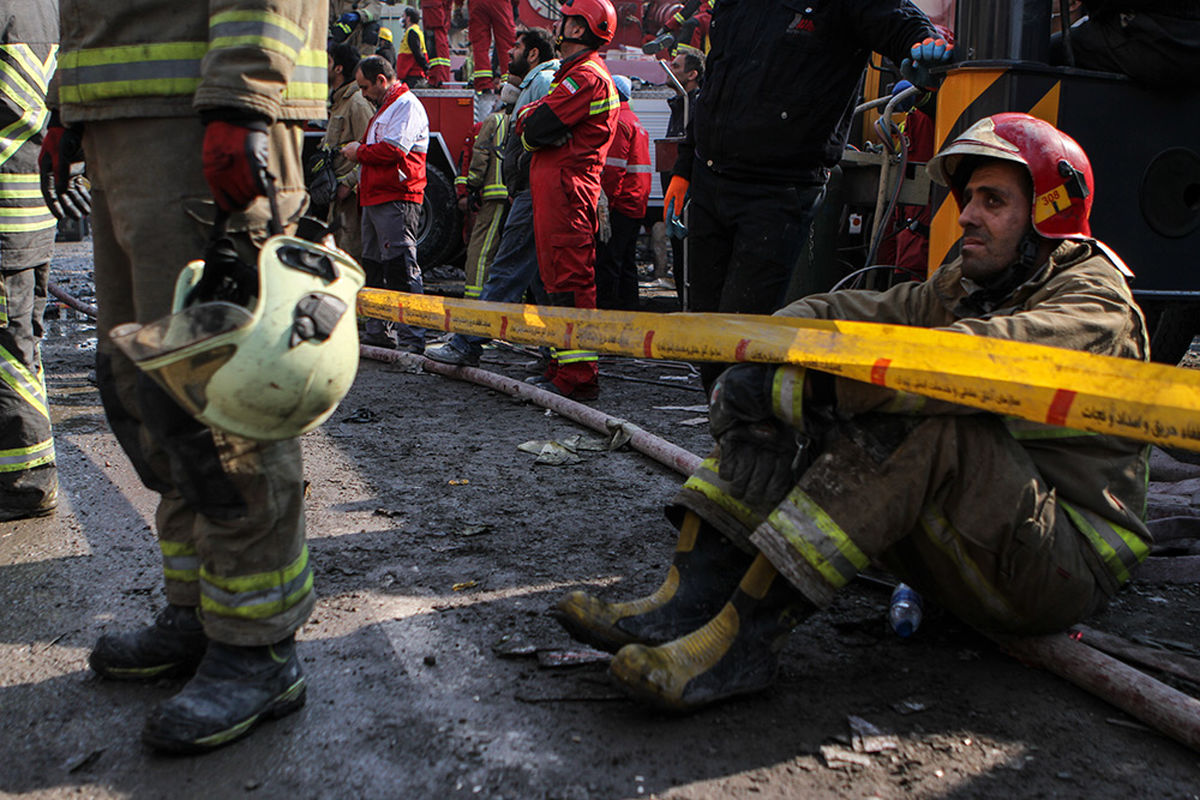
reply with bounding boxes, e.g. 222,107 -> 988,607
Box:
42,280 -> 1200,753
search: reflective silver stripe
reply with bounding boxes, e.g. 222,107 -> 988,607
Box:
59,57 -> 203,88
605,157 -> 627,168
556,349 -> 597,364
771,365 -> 804,427
0,438 -> 54,472
0,342 -> 48,418
625,164 -> 653,173
681,458 -> 763,532
766,488 -> 868,590
209,15 -> 307,59
1060,501 -> 1149,584
200,564 -> 313,619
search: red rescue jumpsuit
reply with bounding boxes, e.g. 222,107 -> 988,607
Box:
597,101 -> 652,310
421,0 -> 452,86
468,0 -> 514,91
515,51 -> 619,394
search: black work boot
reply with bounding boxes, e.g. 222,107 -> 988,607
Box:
89,605 -> 207,681
609,554 -> 813,712
554,511 -> 753,652
142,636 -> 306,754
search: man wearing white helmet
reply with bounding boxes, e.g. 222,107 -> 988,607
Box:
556,113 -> 1152,712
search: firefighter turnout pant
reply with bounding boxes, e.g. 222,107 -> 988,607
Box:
530,166 -> 601,393
688,161 -> 824,391
672,413 -> 1143,635
468,0 -> 514,91
84,117 -> 313,647
464,198 -> 507,298
332,191 -> 364,262
0,262 -> 56,512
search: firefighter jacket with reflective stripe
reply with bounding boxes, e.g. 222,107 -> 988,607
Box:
357,80 -> 429,205
395,24 -> 428,80
601,102 -> 651,219
55,0 -> 327,124
323,79 -> 373,189
675,0 -> 935,185
774,240 -> 1152,592
465,110 -> 507,202
0,1 -> 57,266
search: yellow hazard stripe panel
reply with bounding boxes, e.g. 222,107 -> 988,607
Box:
358,290 -> 1200,453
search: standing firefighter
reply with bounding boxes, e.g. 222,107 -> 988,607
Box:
469,0 -> 516,92
331,0 -> 384,56
513,0 -> 619,399
394,7 -> 430,86
421,0 -> 453,87
1,1 -> 59,521
45,0 -> 329,752
462,108 -> 509,298
557,114 -> 1153,711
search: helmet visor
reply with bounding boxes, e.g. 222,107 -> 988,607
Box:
110,302 -> 254,418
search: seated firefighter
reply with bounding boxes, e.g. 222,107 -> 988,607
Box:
555,113 -> 1152,711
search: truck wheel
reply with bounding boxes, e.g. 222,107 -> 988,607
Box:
416,164 -> 463,270
1144,300 -> 1198,366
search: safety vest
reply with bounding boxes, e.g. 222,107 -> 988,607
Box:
395,23 -> 427,80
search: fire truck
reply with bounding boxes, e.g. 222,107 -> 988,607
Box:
792,0 -> 1199,364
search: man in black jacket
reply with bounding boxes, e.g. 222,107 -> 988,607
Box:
663,0 -> 948,389
1054,0 -> 1200,85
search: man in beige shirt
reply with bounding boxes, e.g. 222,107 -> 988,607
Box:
323,42 -> 375,259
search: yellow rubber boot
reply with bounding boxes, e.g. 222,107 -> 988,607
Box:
554,511 -> 751,652
609,554 -> 812,712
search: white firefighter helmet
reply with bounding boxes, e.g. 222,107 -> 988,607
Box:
110,235 -> 365,440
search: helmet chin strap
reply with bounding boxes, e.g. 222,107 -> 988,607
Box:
556,17 -> 590,47
975,227 -> 1046,299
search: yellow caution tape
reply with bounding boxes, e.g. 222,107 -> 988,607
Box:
358,290 -> 1200,452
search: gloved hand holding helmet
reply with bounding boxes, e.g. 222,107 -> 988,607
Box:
38,113 -> 91,220
110,123 -> 367,441
900,36 -> 954,90
709,363 -> 808,508
201,114 -> 271,212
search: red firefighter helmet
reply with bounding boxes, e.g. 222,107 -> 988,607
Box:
927,112 -> 1094,239
560,0 -> 617,44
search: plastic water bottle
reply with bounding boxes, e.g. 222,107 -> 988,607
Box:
889,583 -> 923,638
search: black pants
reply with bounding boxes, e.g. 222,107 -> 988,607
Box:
688,161 -> 824,388
595,210 -> 641,310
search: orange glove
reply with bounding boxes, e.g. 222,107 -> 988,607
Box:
663,174 -> 690,225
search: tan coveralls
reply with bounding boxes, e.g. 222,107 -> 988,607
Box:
674,241 -> 1152,634
322,79 -> 373,261
463,110 -> 508,299
55,0 -> 327,645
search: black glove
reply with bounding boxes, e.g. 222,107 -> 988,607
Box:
38,119 -> 91,220
708,363 -> 800,508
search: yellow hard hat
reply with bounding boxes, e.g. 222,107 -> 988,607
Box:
378,25 -> 394,42
111,235 -> 365,440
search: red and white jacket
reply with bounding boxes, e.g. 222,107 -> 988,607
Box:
601,102 -> 652,219
357,81 -> 429,206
